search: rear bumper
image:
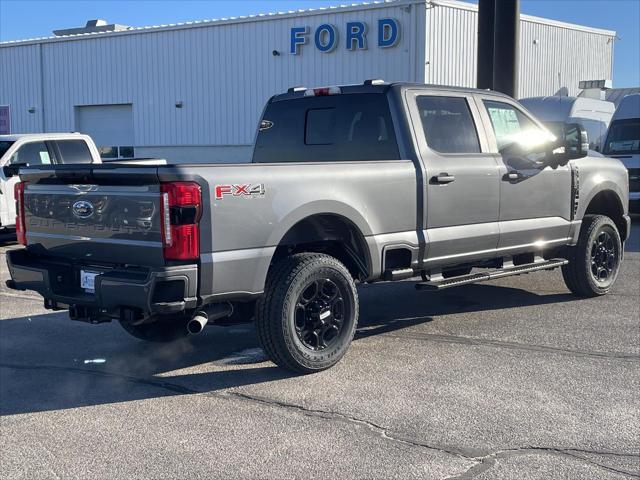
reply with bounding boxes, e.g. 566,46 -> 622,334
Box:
6,249 -> 198,322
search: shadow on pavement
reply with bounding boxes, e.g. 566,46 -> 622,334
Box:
1,278 -> 583,416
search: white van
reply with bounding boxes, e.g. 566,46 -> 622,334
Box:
0,133 -> 101,229
519,96 -> 615,152
603,94 -> 640,210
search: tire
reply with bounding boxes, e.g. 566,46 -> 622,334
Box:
119,316 -> 189,342
256,253 -> 359,374
562,214 -> 622,297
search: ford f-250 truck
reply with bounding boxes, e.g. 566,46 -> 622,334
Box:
6,81 -> 631,373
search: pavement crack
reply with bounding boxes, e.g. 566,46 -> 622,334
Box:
384,332 -> 640,362
226,393 -> 640,479
226,391 -> 480,464
446,447 -> 640,479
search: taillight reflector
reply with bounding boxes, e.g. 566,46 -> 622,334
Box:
14,182 -> 27,246
160,182 -> 202,261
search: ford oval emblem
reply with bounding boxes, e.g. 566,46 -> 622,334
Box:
72,200 -> 94,219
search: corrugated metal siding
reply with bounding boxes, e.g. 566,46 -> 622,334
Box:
0,44 -> 42,133
424,2 -> 614,98
2,3 -> 418,146
518,19 -> 614,98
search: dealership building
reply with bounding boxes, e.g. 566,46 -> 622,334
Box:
0,0 -> 616,163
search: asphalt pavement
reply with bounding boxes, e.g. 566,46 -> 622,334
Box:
0,223 -> 638,479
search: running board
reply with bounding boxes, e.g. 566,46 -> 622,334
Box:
415,258 -> 568,292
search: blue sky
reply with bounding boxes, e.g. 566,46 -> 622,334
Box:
0,0 -> 638,87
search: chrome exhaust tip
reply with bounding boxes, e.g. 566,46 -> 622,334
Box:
187,313 -> 208,335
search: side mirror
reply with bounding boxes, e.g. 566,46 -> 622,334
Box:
2,164 -> 20,178
547,123 -> 588,167
563,123 -> 589,159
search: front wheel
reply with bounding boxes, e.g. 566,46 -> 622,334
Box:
562,215 -> 622,297
256,253 -> 359,374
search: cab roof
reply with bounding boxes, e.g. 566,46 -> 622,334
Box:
271,81 -> 512,102
0,133 -> 87,142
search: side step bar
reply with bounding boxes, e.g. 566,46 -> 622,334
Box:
415,258 -> 568,292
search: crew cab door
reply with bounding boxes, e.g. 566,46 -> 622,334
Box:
405,90 -> 500,266
474,96 -> 572,251
0,140 -> 54,227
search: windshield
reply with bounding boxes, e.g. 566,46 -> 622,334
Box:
0,141 -> 15,159
603,118 -> 640,155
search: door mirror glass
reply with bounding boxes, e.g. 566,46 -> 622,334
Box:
545,123 -> 589,168
562,122 -> 589,159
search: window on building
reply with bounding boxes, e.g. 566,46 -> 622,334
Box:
416,96 -> 481,154
55,140 -> 92,164
10,142 -> 51,166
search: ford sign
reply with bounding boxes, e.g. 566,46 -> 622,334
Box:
290,18 -> 400,55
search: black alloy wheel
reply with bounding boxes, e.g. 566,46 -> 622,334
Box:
294,278 -> 345,351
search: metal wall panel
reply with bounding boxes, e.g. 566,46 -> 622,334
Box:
0,44 -> 42,133
424,1 -> 614,98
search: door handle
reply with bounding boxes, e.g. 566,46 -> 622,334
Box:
432,173 -> 455,184
503,172 -> 522,182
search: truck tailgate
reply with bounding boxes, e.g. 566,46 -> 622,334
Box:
20,165 -> 166,267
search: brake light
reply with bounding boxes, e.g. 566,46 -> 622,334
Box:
160,182 -> 202,261
304,86 -> 342,97
14,182 -> 26,246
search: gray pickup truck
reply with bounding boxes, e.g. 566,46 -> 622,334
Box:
6,81 -> 630,373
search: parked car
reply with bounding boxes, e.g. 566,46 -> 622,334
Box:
6,82 -> 630,373
602,93 -> 640,212
0,133 -> 102,229
519,95 -> 615,152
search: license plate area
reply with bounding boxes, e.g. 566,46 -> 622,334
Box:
80,270 -> 100,293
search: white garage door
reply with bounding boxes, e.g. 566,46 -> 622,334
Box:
75,104 -> 134,159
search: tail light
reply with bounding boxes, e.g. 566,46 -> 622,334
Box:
14,182 -> 27,246
160,182 -> 202,261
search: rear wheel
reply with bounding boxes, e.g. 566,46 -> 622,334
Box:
119,316 -> 189,342
562,215 -> 622,297
256,253 -> 359,374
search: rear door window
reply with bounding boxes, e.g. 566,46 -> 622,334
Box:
9,141 -> 51,166
416,96 -> 481,153
54,140 -> 93,164
254,93 -> 400,162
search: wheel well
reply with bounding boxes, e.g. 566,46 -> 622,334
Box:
584,190 -> 627,239
272,214 -> 370,280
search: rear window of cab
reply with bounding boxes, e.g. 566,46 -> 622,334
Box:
253,94 -> 400,163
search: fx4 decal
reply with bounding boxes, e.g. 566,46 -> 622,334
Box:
215,184 -> 266,200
